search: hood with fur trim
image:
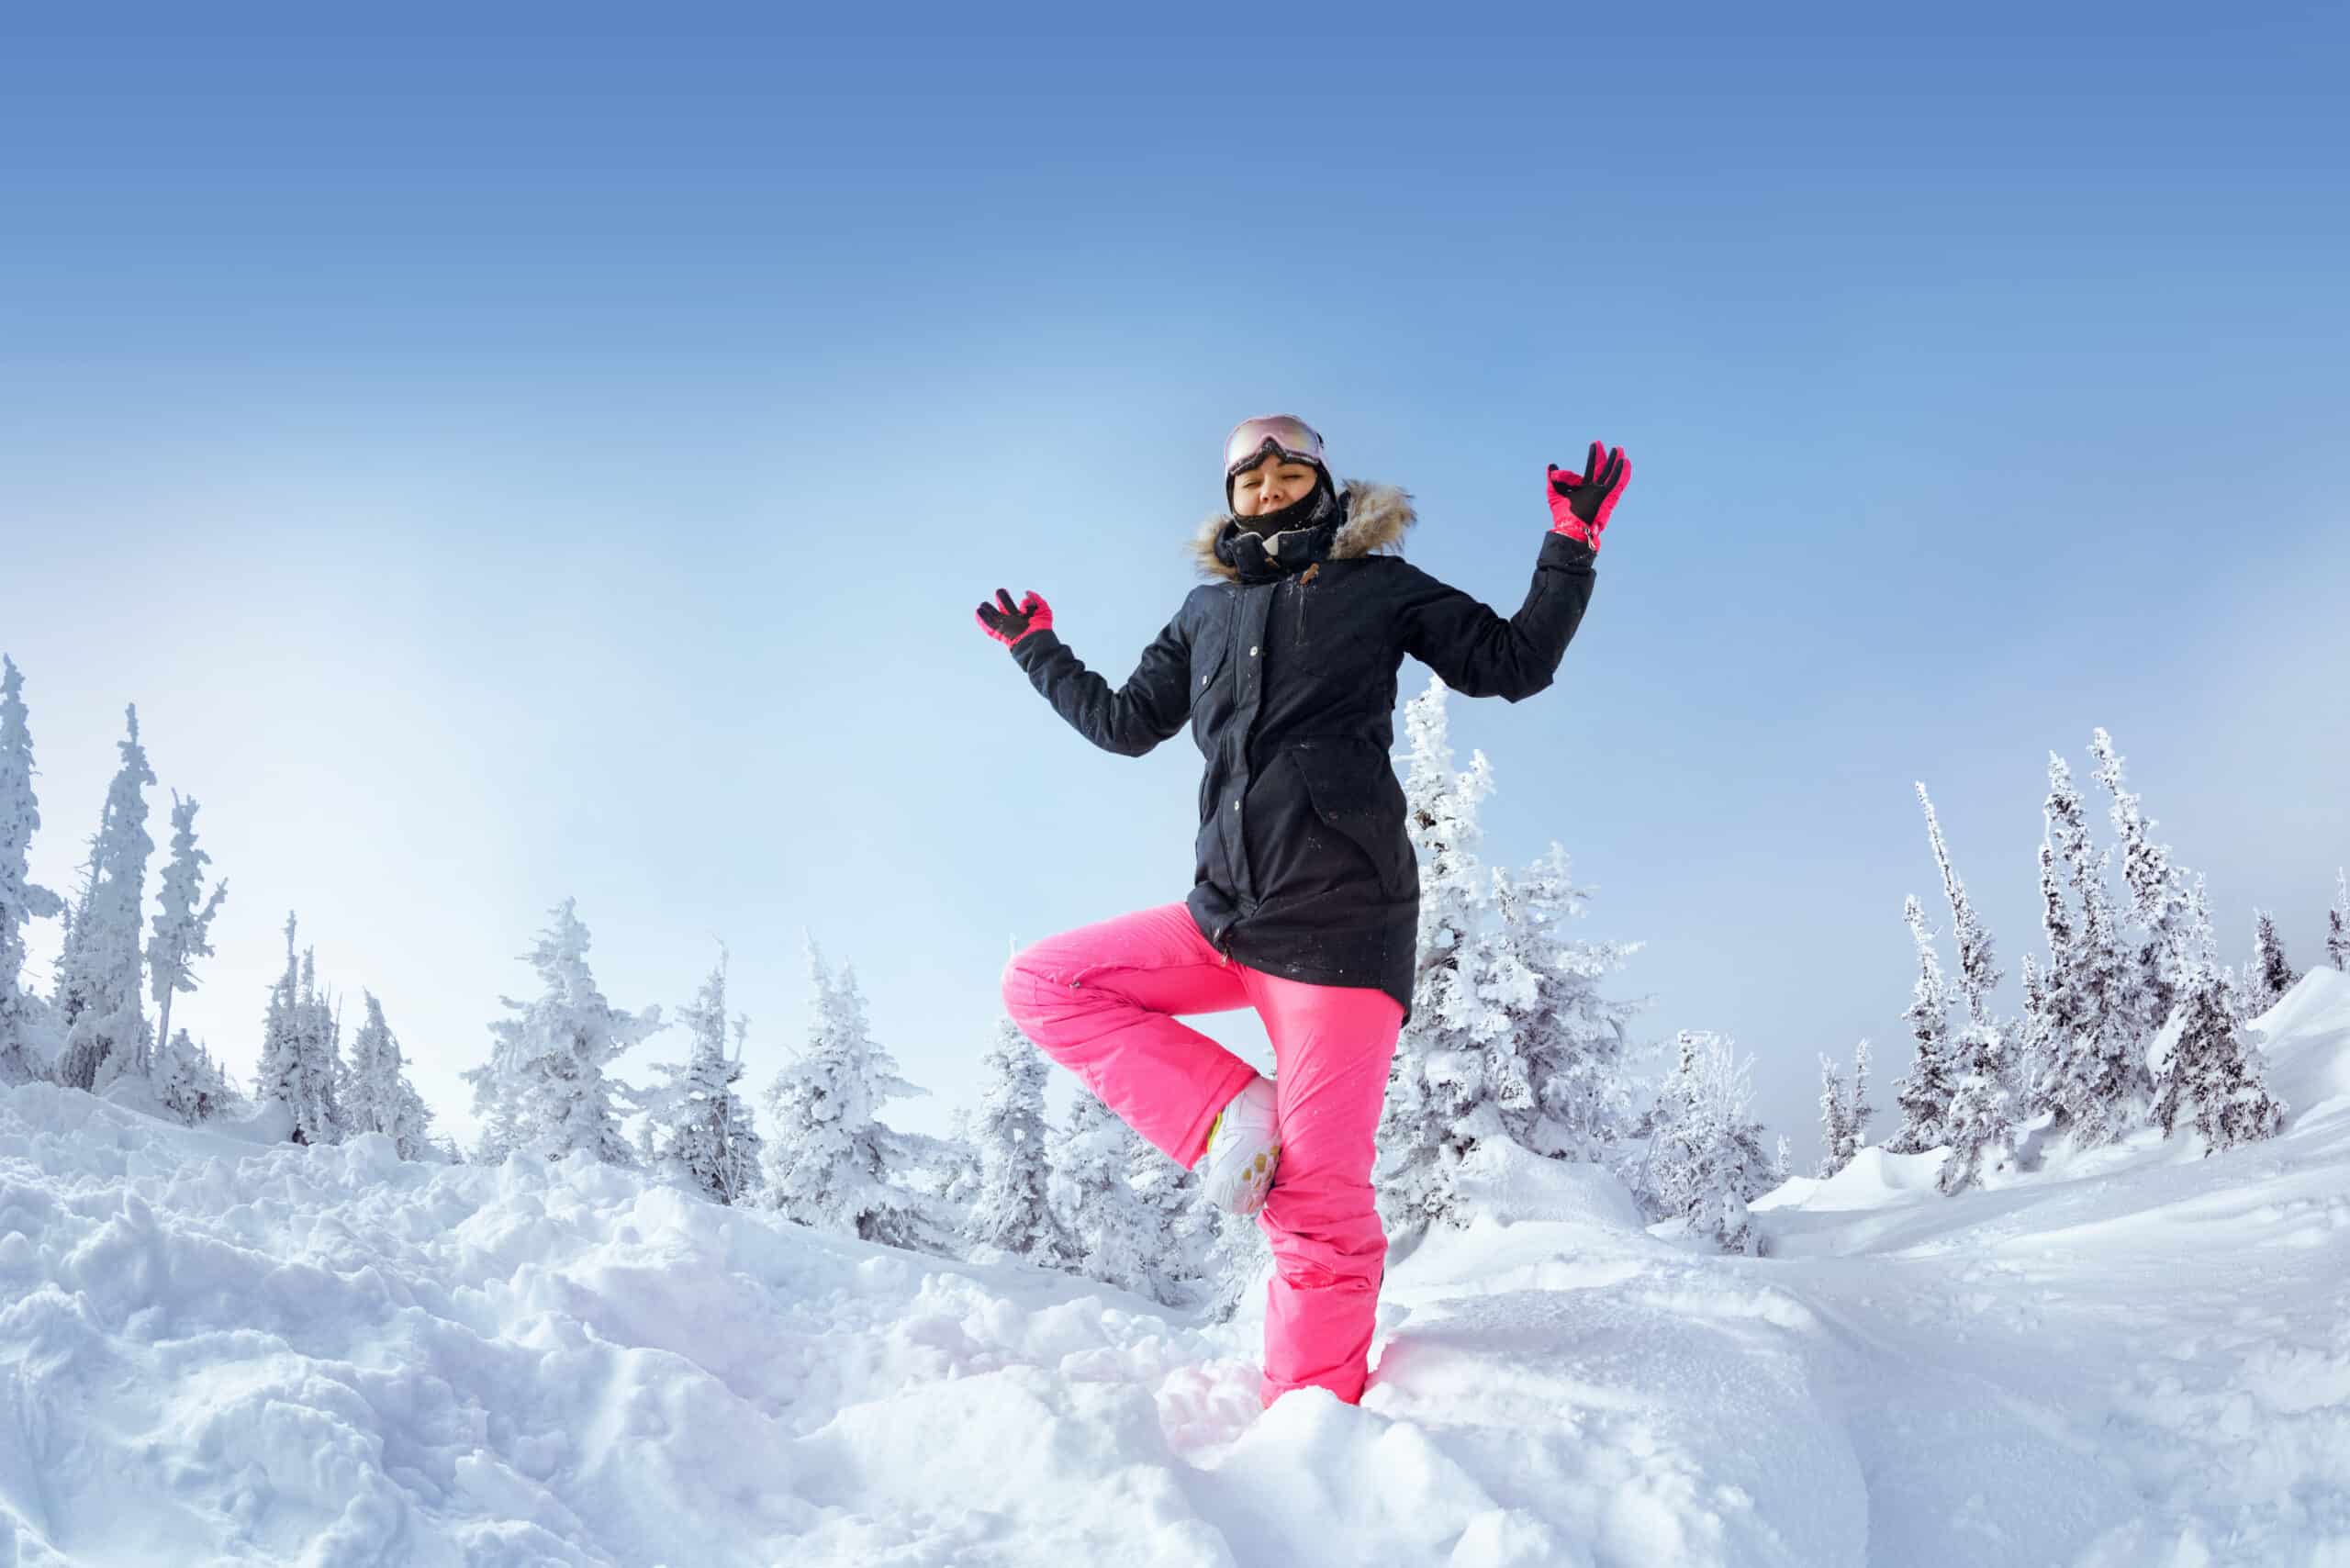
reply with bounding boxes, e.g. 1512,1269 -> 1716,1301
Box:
1189,480 -> 1416,582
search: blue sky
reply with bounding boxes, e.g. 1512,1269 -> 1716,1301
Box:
5,8 -> 2344,1163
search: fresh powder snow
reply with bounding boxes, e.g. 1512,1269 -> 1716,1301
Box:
4,970 -> 2347,1566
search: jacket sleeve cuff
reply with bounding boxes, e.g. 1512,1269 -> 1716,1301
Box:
1007,628 -> 1065,669
1539,530 -> 1598,570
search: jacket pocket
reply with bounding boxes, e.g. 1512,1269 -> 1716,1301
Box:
1288,741 -> 1411,900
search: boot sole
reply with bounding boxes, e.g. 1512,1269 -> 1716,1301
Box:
1222,1142 -> 1281,1216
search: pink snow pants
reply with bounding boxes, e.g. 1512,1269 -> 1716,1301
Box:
1002,902 -> 1405,1408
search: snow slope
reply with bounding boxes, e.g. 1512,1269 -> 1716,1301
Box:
4,972 -> 2348,1566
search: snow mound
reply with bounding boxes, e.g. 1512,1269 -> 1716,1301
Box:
2254,967 -> 2350,1126
4,968 -> 2349,1564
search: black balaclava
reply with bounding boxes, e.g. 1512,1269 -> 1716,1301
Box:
1213,470 -> 1345,583
1230,467 -> 1338,537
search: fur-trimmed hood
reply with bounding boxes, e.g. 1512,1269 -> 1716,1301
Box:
1188,480 -> 1416,582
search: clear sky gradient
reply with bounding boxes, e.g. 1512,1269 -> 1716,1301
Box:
6,8 -> 2344,1165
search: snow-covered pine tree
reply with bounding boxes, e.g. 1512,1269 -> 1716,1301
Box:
918,1112 -> 982,1240
155,1027 -> 237,1126
1814,1053 -> 1852,1179
2084,737 -> 2283,1152
465,898 -> 661,1166
2015,950 -> 2052,1118
1376,678 -> 1649,1233
343,991 -> 435,1159
2149,956 -> 2287,1154
1188,1202 -> 1269,1325
254,914 -> 339,1143
1845,1036 -> 1874,1159
0,656 -> 64,1085
2039,754 -> 2144,1148
1936,1016 -> 2018,1195
1913,782 -> 2019,1193
1124,1135 -> 1193,1308
256,913 -> 308,1137
2331,870 -> 2349,971
145,791 -> 228,1083
1915,784 -> 2003,1029
299,949 -> 344,1137
2244,911 -> 2296,1017
1632,1030 -> 1774,1255
2088,728 -> 2195,1037
963,1014 -> 1064,1262
1883,897 -> 1959,1155
1773,1134 -> 1792,1183
1047,1088 -> 1186,1300
1483,843 -> 1646,1161
2020,829 -> 2075,1126
641,953 -> 764,1204
759,939 -> 930,1246
1376,675 -> 1500,1234
54,706 -> 157,1091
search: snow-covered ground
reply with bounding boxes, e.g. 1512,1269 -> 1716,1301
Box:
5,973 -> 2347,1567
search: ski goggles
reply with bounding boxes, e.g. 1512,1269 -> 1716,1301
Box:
1224,414 -> 1328,479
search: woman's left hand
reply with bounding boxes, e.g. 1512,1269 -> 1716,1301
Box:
1547,441 -> 1630,551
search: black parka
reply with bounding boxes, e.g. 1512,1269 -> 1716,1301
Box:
1008,480 -> 1596,1024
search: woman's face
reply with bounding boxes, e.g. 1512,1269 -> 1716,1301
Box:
1230,456 -> 1321,518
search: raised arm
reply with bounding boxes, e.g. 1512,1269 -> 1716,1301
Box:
1394,537 -> 1595,700
976,588 -> 1193,757
1395,442 -> 1628,701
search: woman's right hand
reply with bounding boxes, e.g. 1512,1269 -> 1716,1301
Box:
975,588 -> 1053,646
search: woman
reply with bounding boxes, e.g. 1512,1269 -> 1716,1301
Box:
977,413 -> 1628,1407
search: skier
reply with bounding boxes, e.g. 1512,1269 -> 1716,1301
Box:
979,413 -> 1628,1408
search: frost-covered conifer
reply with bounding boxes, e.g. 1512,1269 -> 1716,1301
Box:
1884,897 -> 1959,1155
54,706 -> 156,1091
1632,1030 -> 1774,1255
2038,755 -> 2143,1147
2089,729 -> 2194,1033
1936,1018 -> 2018,1195
1376,677 -> 1644,1234
1377,677 -> 1501,1231
0,656 -> 64,1085
145,792 -> 228,1081
303,951 -> 344,1130
1483,844 -> 1645,1161
1913,783 -> 2018,1193
1188,1203 -> 1269,1325
2242,911 -> 2295,1017
1844,1036 -> 1874,1158
2331,870 -> 2349,971
466,898 -> 660,1165
2149,958 -> 2286,1154
2015,950 -> 2052,1116
963,1014 -> 1063,1261
1916,784 -> 2002,1027
1123,1138 -> 1193,1308
1773,1134 -> 1792,1183
255,914 -> 341,1144
641,955 -> 763,1204
343,992 -> 435,1159
1813,1039 -> 1872,1179
1815,1054 -> 1852,1179
759,940 -> 931,1245
155,1027 -> 237,1126
1047,1090 -> 1185,1299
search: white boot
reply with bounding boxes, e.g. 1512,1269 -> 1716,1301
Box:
1198,1074 -> 1281,1215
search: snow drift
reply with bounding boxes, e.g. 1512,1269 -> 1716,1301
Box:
6,971 -> 2350,1566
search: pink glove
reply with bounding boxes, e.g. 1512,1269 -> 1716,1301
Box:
1547,441 -> 1630,551
975,588 -> 1053,646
